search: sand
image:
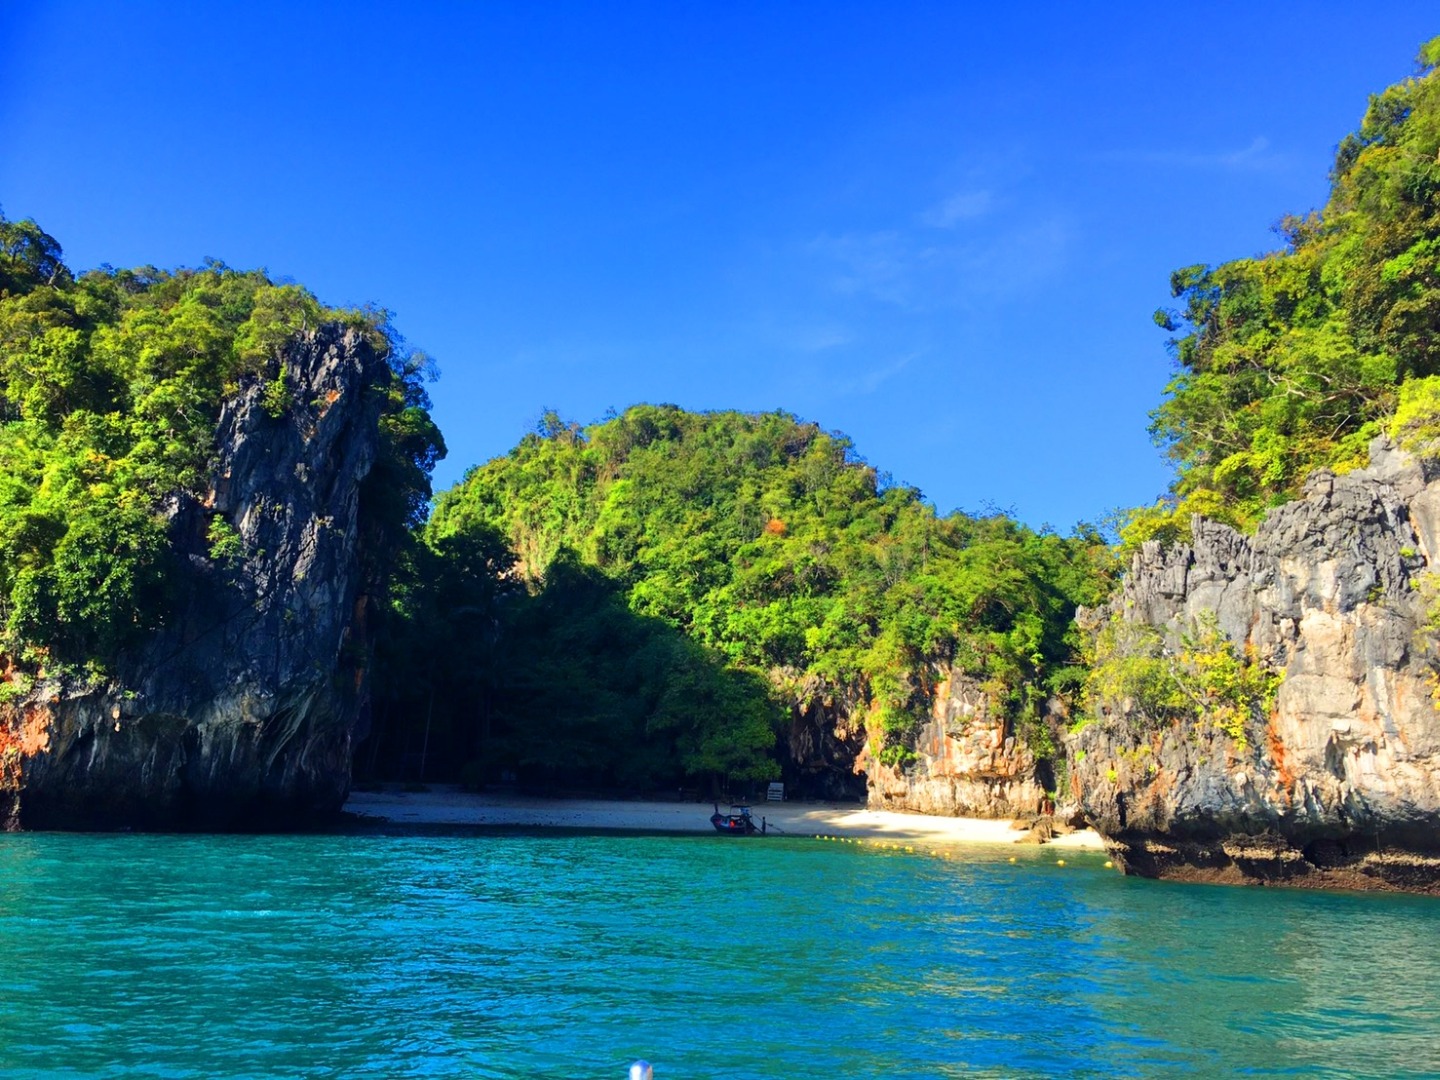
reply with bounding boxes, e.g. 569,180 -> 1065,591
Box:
343,786 -> 1106,850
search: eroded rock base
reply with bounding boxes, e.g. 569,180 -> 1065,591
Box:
1106,832 -> 1440,894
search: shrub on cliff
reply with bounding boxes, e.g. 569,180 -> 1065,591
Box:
1131,37 -> 1440,544
1083,611 -> 1282,750
0,212 -> 442,673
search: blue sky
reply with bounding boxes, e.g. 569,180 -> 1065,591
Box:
2,3 -> 1437,529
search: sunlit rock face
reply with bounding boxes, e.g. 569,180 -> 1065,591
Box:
863,669 -> 1049,819
1073,438 -> 1440,893
2,327 -> 384,830
782,667 -> 1051,815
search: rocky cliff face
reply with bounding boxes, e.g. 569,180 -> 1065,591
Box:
781,676 -> 868,801
864,668 -> 1051,817
0,326 -> 386,829
1072,438 -> 1440,893
778,667 -> 1051,811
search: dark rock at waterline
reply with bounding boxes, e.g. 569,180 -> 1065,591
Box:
1072,437 -> 1440,893
2,326 -> 384,830
1100,830 -> 1440,895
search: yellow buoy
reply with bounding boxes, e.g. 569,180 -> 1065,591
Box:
1056,859 -> 1066,866
1008,857 -> 1016,863
1105,860 -> 1114,869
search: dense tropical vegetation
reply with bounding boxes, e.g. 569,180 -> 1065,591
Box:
1128,36 -> 1440,546
368,38 -> 1440,792
6,37 -> 1440,803
364,524 -> 784,792
1083,38 -> 1440,752
0,211 -> 441,678
378,405 -> 1114,792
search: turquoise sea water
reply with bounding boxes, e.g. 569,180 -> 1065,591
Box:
0,833 -> 1436,1079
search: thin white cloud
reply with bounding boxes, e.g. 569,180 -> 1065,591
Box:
959,218 -> 1071,295
1218,137 -> 1276,168
1099,136 -> 1289,172
834,351 -> 920,395
793,325 -> 854,352
804,215 -> 1072,312
921,189 -> 994,228
807,230 -> 911,305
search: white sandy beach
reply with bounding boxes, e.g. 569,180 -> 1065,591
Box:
344,786 -> 1105,850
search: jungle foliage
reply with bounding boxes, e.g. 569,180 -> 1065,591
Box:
410,405 -> 1115,787
0,211 -> 441,673
365,524 -> 783,793
1131,37 -> 1440,546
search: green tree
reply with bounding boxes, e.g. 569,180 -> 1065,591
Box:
0,213 -> 443,677
422,404 -> 1111,781
1136,38 -> 1440,541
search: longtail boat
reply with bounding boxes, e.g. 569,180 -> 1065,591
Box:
710,803 -> 765,835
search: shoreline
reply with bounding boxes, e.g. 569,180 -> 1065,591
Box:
343,786 -> 1106,850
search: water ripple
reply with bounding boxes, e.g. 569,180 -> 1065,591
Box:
0,834 -> 1436,1078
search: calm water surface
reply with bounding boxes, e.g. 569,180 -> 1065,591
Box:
0,832 -> 1436,1079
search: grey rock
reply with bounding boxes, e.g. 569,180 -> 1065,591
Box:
863,667 -> 1050,818
781,674 -> 868,801
1074,436 -> 1440,893
3,326 -> 386,830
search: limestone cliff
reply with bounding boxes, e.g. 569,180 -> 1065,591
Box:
1073,438 -> 1440,892
863,668 -> 1051,817
0,326 -> 386,829
776,666 -> 1052,812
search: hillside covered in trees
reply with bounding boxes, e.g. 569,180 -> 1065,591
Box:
365,406 -> 1114,794
370,37 -> 1440,802
5,37 -> 1440,823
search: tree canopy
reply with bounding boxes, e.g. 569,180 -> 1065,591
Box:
0,211 -> 442,672
415,405 -> 1112,783
1133,37 -> 1440,543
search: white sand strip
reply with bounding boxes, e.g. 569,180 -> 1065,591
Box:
344,787 -> 1105,850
